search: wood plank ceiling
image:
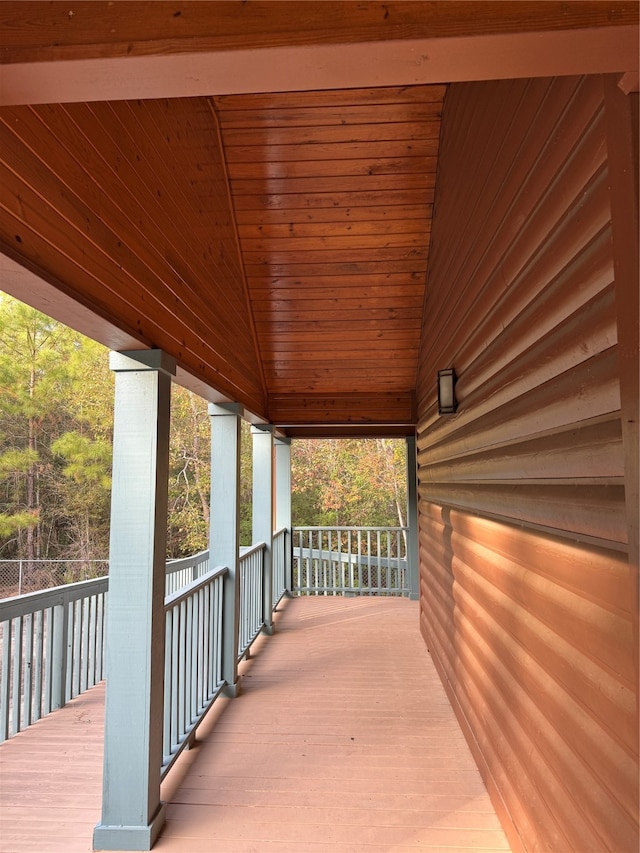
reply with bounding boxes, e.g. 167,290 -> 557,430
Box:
0,2 -> 636,436
214,85 -> 443,432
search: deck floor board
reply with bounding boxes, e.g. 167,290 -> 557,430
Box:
0,596 -> 511,852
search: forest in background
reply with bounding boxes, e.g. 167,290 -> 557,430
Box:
0,294 -> 407,568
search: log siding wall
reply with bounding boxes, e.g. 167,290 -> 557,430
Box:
416,76 -> 638,852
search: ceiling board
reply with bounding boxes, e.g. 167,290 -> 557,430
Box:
213,84 -> 442,424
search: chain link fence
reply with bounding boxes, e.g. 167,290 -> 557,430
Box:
0,560 -> 109,599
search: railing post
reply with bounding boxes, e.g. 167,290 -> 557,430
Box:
208,403 -> 243,697
252,425 -> 274,634
275,437 -> 292,594
94,350 -> 174,852
406,435 -> 420,601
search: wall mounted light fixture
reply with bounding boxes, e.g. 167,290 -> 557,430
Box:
437,368 -> 457,415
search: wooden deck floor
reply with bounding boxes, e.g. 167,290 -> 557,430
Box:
0,596 -> 511,852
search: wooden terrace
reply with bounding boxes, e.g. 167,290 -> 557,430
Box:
0,596 -> 510,853
0,4 -> 638,850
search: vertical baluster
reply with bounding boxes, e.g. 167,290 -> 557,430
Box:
0,620 -> 11,742
171,604 -> 179,754
238,562 -> 245,657
206,581 -> 214,695
190,592 -> 198,724
51,600 -> 69,711
163,609 -> 172,766
251,554 -> 257,638
43,607 -> 53,715
186,596 -> 194,728
11,616 -> 23,736
213,578 -> 220,686
32,609 -> 44,722
22,614 -> 34,729
71,599 -> 81,699
199,585 -> 208,709
80,597 -> 90,693
96,593 -> 105,682
87,595 -> 97,688
178,599 -> 186,745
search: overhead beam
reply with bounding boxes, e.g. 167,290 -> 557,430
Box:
1,2 -> 637,64
1,26 -> 637,106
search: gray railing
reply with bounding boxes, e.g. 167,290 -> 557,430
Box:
165,550 -> 210,597
0,554 -> 210,745
0,527 -> 407,750
292,526 -> 409,596
162,566 -> 226,777
238,542 -> 265,661
272,527 -> 288,608
0,577 -> 108,742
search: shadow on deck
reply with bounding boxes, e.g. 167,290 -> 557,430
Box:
0,596 -> 511,852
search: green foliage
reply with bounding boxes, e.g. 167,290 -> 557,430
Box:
52,433 -> 112,488
0,510 -> 37,538
291,438 -> 407,528
0,293 -> 408,568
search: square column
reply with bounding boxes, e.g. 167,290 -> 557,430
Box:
274,437 -> 292,593
208,403 -> 243,697
251,425 -> 274,634
94,350 -> 175,851
406,435 -> 420,601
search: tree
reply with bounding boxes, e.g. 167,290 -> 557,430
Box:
291,438 -> 407,528
0,295 -> 76,562
166,386 -> 211,557
50,336 -> 113,562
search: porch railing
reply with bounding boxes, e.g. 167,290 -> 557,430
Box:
238,543 -> 265,660
292,526 -> 409,596
0,577 -> 108,743
0,554 -> 210,745
272,527 -> 288,608
165,550 -> 210,597
0,526 -> 410,749
162,566 -> 226,777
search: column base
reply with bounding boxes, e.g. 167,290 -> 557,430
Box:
93,803 -> 166,851
223,679 -> 242,698
262,623 -> 275,636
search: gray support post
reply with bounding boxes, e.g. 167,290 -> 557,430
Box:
93,350 -> 175,852
274,437 -> 292,593
208,403 -> 243,697
406,435 -> 420,601
252,425 -> 274,634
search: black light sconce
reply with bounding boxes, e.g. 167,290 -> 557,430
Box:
437,368 -> 457,415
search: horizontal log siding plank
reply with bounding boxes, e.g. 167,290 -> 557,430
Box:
419,538 -> 638,852
415,75 -> 638,852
